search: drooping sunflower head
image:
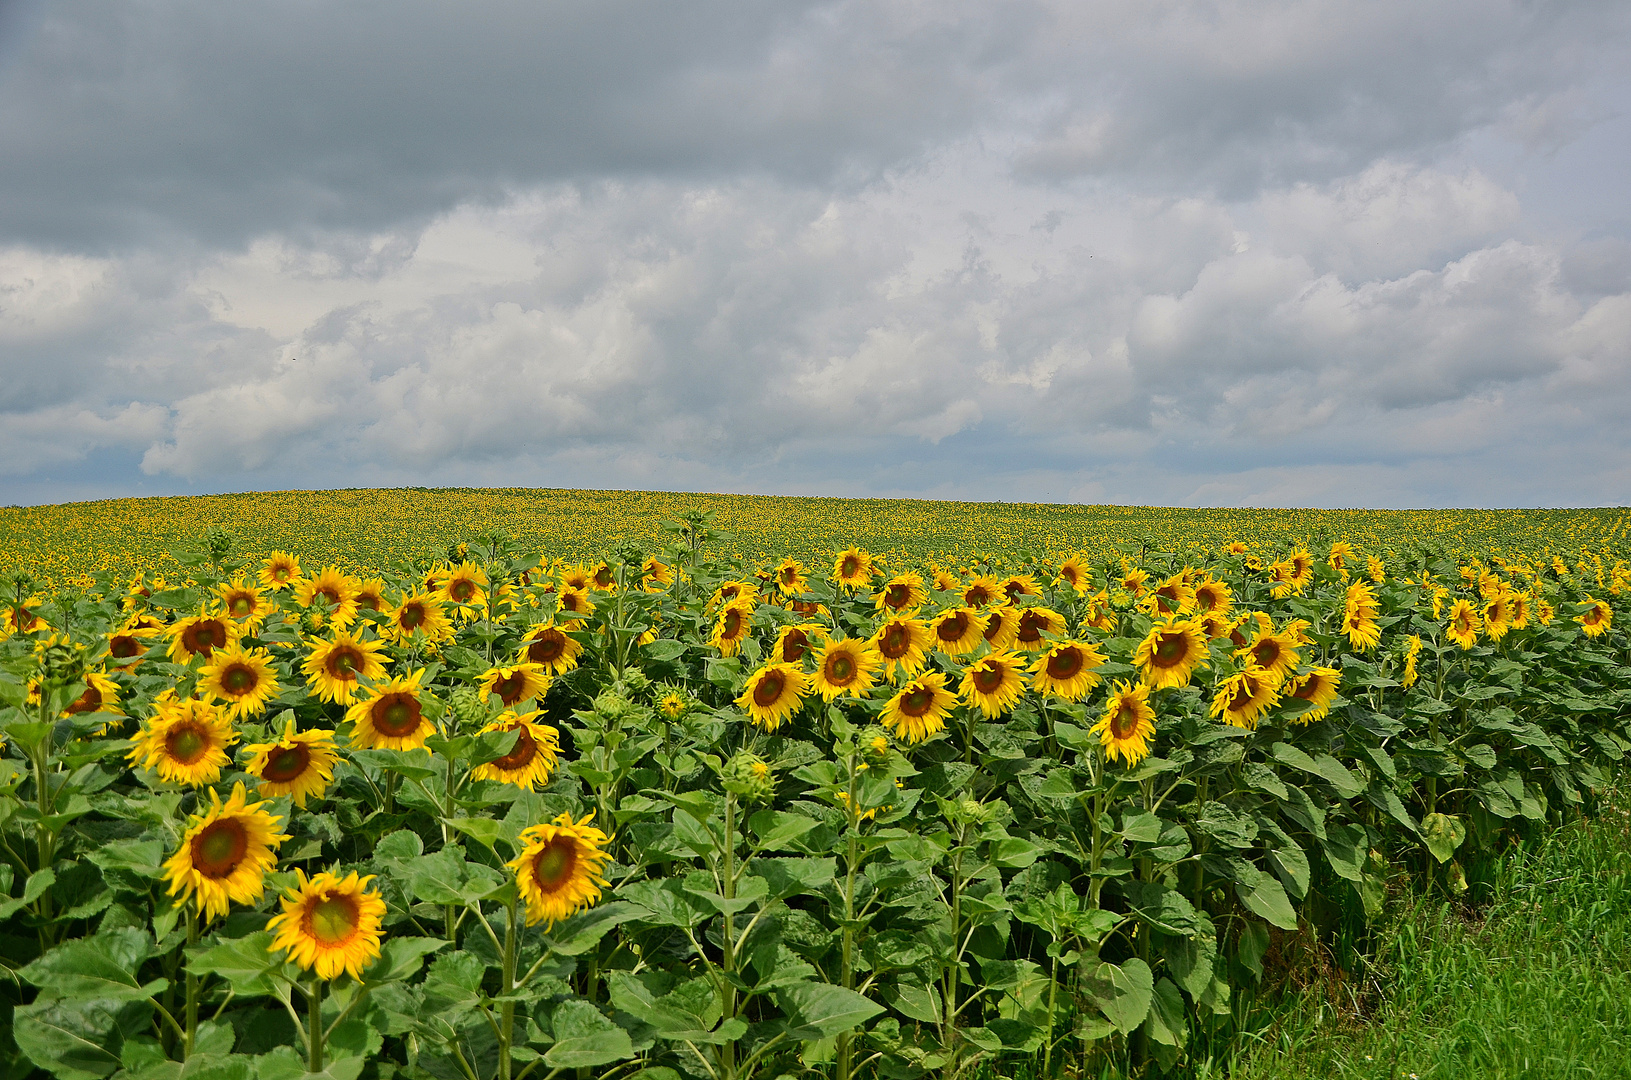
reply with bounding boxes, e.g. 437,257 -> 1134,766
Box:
642,556 -> 674,592
295,567 -> 363,629
709,599 -> 757,657
346,669 -> 434,750
478,662 -> 552,707
63,671 -> 122,721
881,671 -> 958,745
1134,618 -> 1209,690
1284,666 -> 1342,724
1578,598 -> 1612,638
166,613 -> 238,665
301,631 -> 390,705
163,782 -> 289,921
259,551 -> 302,592
929,606 -> 988,656
772,556 -> 809,596
522,622 -> 584,673
1141,574 -> 1196,617
1482,591 -> 1513,641
128,697 -> 238,787
557,586 -> 596,619
1092,681 -> 1156,766
469,712 -> 562,790
198,645 -> 282,720
508,812 -> 613,928
1057,556 -> 1091,595
959,652 -> 1026,718
737,661 -> 808,731
1029,640 -> 1107,702
386,591 -> 454,643
1210,666 -> 1281,730
1342,580 -> 1382,651
811,638 -> 880,701
267,870 -> 387,981
876,573 -> 927,614
1012,606 -> 1067,653
870,616 -> 930,681
242,720 -> 340,807
1445,598 -> 1481,649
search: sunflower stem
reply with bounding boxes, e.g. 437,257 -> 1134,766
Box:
183,904 -> 199,1058
498,896 -> 519,1080
307,977 -> 324,1073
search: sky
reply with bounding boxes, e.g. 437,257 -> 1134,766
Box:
1,0 -> 1629,509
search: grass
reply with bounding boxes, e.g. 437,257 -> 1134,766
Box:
1227,793 -> 1631,1079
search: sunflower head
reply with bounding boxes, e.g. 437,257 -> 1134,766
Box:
301,631 -> 390,705
478,662 -> 552,707
259,551 -> 302,592
199,645 -> 282,720
709,600 -> 756,657
1284,666 -> 1342,724
345,669 -> 435,750
1134,618 -> 1208,690
881,671 -> 957,745
737,661 -> 808,731
773,623 -> 824,665
831,547 -> 876,588
811,638 -> 880,701
929,606 -> 988,656
1029,640 -> 1106,702
387,592 -> 454,643
128,697 -> 238,787
1210,666 -> 1280,730
267,870 -> 387,981
871,616 -> 929,681
507,812 -> 613,928
167,614 -> 238,664
1012,606 -> 1066,653
1091,681 -> 1156,766
523,622 -> 584,673
1578,598 -> 1612,638
242,720 -> 340,807
876,573 -> 927,614
469,712 -> 562,790
163,782 -> 289,920
959,652 -> 1027,718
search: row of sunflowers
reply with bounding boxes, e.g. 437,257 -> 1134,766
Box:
0,513 -> 1627,1080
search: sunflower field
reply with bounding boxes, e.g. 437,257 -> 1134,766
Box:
0,511 -> 1628,1080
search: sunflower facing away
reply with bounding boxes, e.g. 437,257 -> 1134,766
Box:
876,573 -> 927,614
1578,598 -> 1612,638
259,551 -> 302,592
1401,634 -> 1423,688
871,616 -> 930,681
1284,666 -> 1341,724
508,812 -> 613,928
198,645 -> 282,720
1210,666 -> 1281,730
1134,618 -> 1209,690
469,711 -> 562,790
129,697 -> 238,786
242,720 -> 340,807
831,547 -> 876,588
1030,641 -> 1106,702
960,652 -> 1027,718
478,662 -> 552,707
346,670 -> 435,751
709,600 -> 756,657
302,631 -> 390,705
1445,598 -> 1482,649
881,671 -> 958,744
63,671 -> 122,719
163,782 -> 289,920
1092,682 -> 1156,766
929,606 -> 988,656
267,870 -> 387,981
811,638 -> 881,701
737,661 -> 809,731
295,567 -> 362,629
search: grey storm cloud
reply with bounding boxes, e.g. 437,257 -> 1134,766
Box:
1,0 -> 1629,508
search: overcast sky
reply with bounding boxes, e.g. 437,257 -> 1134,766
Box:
2,0 -> 1629,509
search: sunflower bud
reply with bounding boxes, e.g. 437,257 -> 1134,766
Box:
448,685 -> 487,726
37,640 -> 86,690
591,689 -> 638,723
721,751 -> 775,803
1109,589 -> 1135,612
620,669 -> 653,695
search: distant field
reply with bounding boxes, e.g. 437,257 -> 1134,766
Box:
2,487 -> 1628,583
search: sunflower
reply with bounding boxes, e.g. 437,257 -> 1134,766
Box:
1192,578 -> 1233,617
871,616 -> 930,681
302,631 -> 390,705
267,870 -> 386,981
1009,606 -> 1065,654
737,661 -> 808,731
347,670 -> 435,750
589,562 -> 618,591
811,638 -> 881,701
932,569 -> 960,592
1578,598 -> 1613,638
1478,570 -> 1505,599
1535,594 -> 1556,625
217,578 -> 271,630
508,812 -> 613,928
469,712 -> 562,790
709,580 -> 760,611
1198,611 -> 1235,641
198,645 -> 282,720
829,547 -> 876,588
1080,593 -> 1116,633
1328,541 -> 1355,577
772,623 -> 824,664
1210,667 -> 1281,730
709,599 -> 756,657
1223,541 -> 1249,557
1092,682 -> 1156,766
1267,560 -> 1298,598
1508,591 -> 1531,630
1367,555 -> 1386,584
1343,580 -> 1382,651
556,586 -> 596,619
1119,567 -> 1149,595
875,572 -> 928,614
1030,641 -> 1106,702
440,562 -> 489,608
166,613 -> 238,664
258,551 -> 302,592
560,563 -> 593,592
106,618 -> 162,670
772,557 -> 809,597
881,672 -> 958,744
63,671 -> 122,720
1239,628 -> 1299,685
1284,666 -> 1341,724
242,720 -> 339,807
1482,590 -> 1514,642
295,567 -> 362,629
1000,574 -> 1040,603
521,622 -> 584,673
1445,598 -> 1481,649
980,605 -> 1022,650
1141,574 -> 1196,617
929,606 -> 988,656
1289,549 -> 1315,587
642,557 -> 674,592
959,652 -> 1027,718
163,782 -> 289,921
1135,618 -> 1209,690
128,698 -> 238,786
355,578 -> 387,613
1400,634 -> 1423,689
385,591 -> 454,643
961,575 -> 1001,609
478,662 -> 552,707
1057,557 -> 1092,595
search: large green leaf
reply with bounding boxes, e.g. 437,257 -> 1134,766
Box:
1082,958 -> 1153,1034
778,982 -> 886,1039
543,1000 -> 635,1069
14,997 -> 153,1080
365,937 -> 448,985
186,932 -> 288,998
1420,813 -> 1467,864
1236,874 -> 1299,930
21,928 -> 162,1003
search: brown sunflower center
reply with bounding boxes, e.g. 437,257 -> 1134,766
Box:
325,646 -> 363,679
1045,648 -> 1083,680
527,631 -> 566,663
752,671 -> 787,707
721,610 -> 743,637
1292,678 -> 1319,702
1110,706 -> 1140,740
840,556 -> 859,577
1016,612 -> 1046,644
1228,679 -> 1257,711
183,620 -> 229,656
491,726 -> 538,771
562,592 -> 586,613
879,625 -> 911,658
593,567 -> 614,588
358,592 -> 381,611
982,613 -> 1008,642
884,584 -> 910,609
262,744 -> 311,782
166,723 -> 211,764
398,603 -> 426,630
899,686 -> 935,717
1155,586 -> 1180,612
221,664 -> 258,695
1251,641 -> 1281,667
972,663 -> 1005,693
191,819 -> 248,878
317,586 -> 341,606
110,635 -> 141,659
492,673 -> 526,704
1151,633 -> 1190,667
272,565 -> 293,582
782,630 -> 809,662
228,594 -> 254,616
780,567 -> 798,585
372,695 -> 422,738
531,836 -> 579,892
66,686 -> 103,714
1196,588 -> 1219,612
449,578 -> 476,602
308,895 -> 361,945
965,585 -> 991,607
936,613 -> 969,642
825,652 -> 857,685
